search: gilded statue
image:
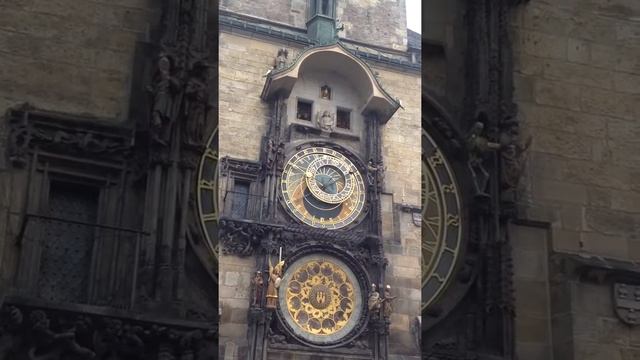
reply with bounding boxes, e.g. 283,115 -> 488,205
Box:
266,258 -> 285,309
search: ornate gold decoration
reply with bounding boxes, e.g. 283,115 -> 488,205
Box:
284,259 -> 356,336
267,259 -> 285,309
281,147 -> 365,229
422,129 -> 463,311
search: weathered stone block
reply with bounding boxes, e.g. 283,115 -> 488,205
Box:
568,38 -> 590,64
533,79 -> 581,110
522,31 -> 568,60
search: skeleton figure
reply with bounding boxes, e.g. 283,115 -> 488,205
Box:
466,121 -> 500,198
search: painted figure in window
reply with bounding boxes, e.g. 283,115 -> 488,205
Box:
320,85 -> 331,100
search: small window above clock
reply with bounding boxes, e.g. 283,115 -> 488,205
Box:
297,99 -> 312,121
336,108 -> 351,130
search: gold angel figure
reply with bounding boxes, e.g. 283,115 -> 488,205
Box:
266,257 -> 285,309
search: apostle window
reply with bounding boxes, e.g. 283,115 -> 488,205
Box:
336,108 -> 351,129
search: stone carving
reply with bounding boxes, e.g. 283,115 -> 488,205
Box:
184,61 -> 210,146
0,303 -> 218,360
219,219 -> 264,256
316,110 -> 335,132
368,283 -> 383,313
6,105 -> 132,167
266,258 -> 285,309
499,119 -> 531,203
367,158 -> 385,189
148,52 -> 181,145
274,48 -> 288,70
382,285 -> 396,319
252,271 -> 264,307
614,283 -> 640,326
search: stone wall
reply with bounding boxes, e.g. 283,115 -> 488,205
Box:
0,0 -> 159,120
219,0 -> 408,50
218,30 -> 421,358
511,0 -> 640,359
0,0 -> 159,293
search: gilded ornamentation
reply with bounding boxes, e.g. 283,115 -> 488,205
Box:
266,258 -> 285,309
281,147 -> 366,229
284,259 -> 356,336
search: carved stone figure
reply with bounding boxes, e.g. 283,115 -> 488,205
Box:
184,61 -> 210,146
274,48 -> 288,70
252,271 -> 264,307
149,52 -> 180,145
266,259 -> 285,309
499,120 -> 531,199
382,285 -> 396,319
317,110 -> 335,132
368,283 -> 383,313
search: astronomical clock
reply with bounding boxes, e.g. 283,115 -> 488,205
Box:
197,126 -> 219,260
280,146 -> 366,230
421,129 -> 463,311
218,39 -> 409,359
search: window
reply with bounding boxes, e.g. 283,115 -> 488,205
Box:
297,99 -> 312,121
231,180 -> 251,219
38,181 -> 98,303
336,108 -> 351,129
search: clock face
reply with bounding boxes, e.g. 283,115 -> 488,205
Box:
278,254 -> 364,346
281,147 -> 366,229
422,129 -> 462,310
197,127 -> 219,259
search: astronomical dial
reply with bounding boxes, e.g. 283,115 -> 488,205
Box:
278,254 -> 364,346
422,129 -> 462,311
281,147 -> 365,229
197,126 -> 219,260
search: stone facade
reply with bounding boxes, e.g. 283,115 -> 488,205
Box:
510,0 -> 640,359
0,1 -> 219,359
218,2 -> 420,358
0,0 -> 160,300
219,0 -> 408,51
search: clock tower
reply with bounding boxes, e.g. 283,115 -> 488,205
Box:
216,0 -> 421,358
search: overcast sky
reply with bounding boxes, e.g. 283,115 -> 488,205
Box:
406,0 -> 421,34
